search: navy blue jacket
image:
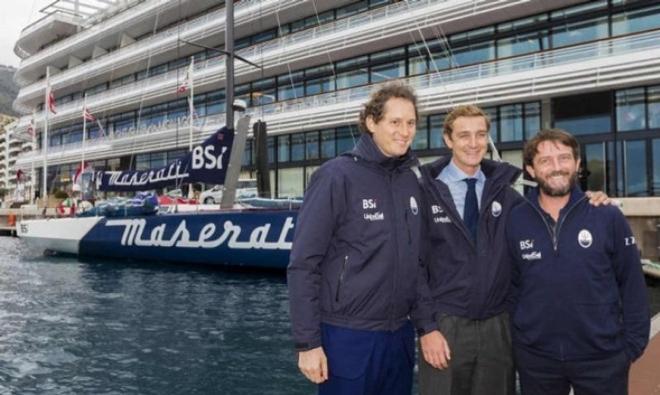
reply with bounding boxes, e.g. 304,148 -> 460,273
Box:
415,157 -> 522,332
507,187 -> 650,361
287,134 -> 424,350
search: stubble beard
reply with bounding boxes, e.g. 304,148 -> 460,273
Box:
537,171 -> 578,197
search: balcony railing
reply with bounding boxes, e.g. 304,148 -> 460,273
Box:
253,29 -> 660,119
14,23 -> 660,164
15,0 -> 301,88
15,0 -> 452,114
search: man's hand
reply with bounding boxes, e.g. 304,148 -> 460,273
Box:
298,347 -> 328,384
420,330 -> 451,369
585,190 -> 616,207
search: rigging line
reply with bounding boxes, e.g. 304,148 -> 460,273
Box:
128,5 -> 162,173
310,0 -> 357,145
403,0 -> 455,109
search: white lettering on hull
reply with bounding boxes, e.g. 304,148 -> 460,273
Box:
106,217 -> 295,250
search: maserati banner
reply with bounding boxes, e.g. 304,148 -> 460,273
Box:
97,127 -> 234,192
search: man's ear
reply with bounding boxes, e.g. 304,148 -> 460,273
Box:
365,116 -> 376,134
525,165 -> 536,180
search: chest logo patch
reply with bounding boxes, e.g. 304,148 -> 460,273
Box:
578,229 -> 593,248
410,196 -> 419,215
491,201 -> 502,217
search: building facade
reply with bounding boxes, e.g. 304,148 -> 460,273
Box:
11,0 -> 660,199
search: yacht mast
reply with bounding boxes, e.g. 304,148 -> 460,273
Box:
225,0 -> 234,132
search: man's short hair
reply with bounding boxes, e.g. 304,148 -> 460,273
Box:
358,83 -> 418,134
443,104 -> 491,137
523,128 -> 580,167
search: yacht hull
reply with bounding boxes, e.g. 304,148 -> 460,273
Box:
17,210 -> 297,269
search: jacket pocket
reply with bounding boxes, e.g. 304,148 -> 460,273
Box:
335,255 -> 349,303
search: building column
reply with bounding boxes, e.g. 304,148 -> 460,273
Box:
541,98 -> 552,129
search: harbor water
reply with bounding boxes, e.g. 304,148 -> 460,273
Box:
0,236 -> 312,394
1,235 -> 659,394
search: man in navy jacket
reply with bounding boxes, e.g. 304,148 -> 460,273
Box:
507,129 -> 649,395
287,83 -> 424,395
416,105 -> 522,395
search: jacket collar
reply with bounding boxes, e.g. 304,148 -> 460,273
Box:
424,155 -> 521,187
527,184 -> 586,215
346,133 -> 417,170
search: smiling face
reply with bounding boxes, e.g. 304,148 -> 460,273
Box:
526,140 -> 580,197
366,97 -> 417,158
443,116 -> 489,176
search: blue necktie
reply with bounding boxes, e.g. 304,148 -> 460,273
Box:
463,178 -> 479,242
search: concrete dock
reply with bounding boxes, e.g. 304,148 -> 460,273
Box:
630,312 -> 660,394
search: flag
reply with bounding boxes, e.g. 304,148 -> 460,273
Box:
46,79 -> 57,114
72,161 -> 91,184
83,106 -> 96,121
26,117 -> 35,137
177,58 -> 194,93
16,169 -> 24,181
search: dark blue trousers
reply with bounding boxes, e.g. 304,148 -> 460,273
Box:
514,346 -> 631,395
318,321 -> 415,395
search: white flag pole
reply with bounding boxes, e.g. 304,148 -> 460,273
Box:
42,69 -> 50,203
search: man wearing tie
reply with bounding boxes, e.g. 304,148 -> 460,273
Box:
415,104 -> 521,395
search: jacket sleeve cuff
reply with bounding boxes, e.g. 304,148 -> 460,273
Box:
415,319 -> 438,336
294,338 -> 322,352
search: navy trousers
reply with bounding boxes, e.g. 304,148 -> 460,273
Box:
514,346 -> 631,395
318,321 -> 415,395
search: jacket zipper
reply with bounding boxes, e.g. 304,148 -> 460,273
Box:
526,195 -> 587,252
404,209 -> 412,244
388,171 -> 399,330
335,255 -> 349,302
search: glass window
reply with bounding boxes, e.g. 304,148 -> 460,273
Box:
306,76 -> 335,96
429,41 -> 453,71
551,16 -> 608,48
278,81 -> 304,101
370,60 -> 405,83
242,140 -> 253,167
553,92 -> 612,135
498,30 -> 549,58
336,126 -> 357,154
278,135 -> 290,163
206,90 -> 225,115
623,140 -> 647,196
321,129 -> 335,159
305,131 -> 319,160
267,136 -> 275,165
150,152 -> 167,168
500,104 -> 524,142
583,143 -> 606,192
409,43 -> 429,75
653,139 -> 660,196
278,167 -> 304,198
524,102 -> 541,139
616,88 -> 646,132
429,114 -> 445,149
497,15 -> 548,33
647,86 -> 660,129
148,63 -> 168,77
484,107 -> 499,143
451,41 -> 495,67
336,0 -> 368,18
336,69 -> 368,90
612,4 -> 660,36
413,117 -> 428,150
291,133 -> 305,161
